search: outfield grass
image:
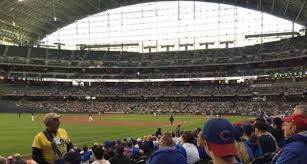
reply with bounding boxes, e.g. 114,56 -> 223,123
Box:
0,113 -> 252,157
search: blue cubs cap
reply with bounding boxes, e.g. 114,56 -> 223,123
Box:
104,141 -> 112,148
202,118 -> 237,157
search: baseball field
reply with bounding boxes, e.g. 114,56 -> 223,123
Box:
0,113 -> 253,157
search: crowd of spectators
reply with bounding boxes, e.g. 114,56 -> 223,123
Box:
6,60 -> 306,80
16,101 -> 296,116
3,80 -> 307,96
2,105 -> 307,164
1,36 -> 307,67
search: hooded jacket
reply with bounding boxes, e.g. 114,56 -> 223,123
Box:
146,147 -> 187,164
275,131 -> 307,164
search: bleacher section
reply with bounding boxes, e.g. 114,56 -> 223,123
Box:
1,79 -> 306,96
0,37 -> 306,68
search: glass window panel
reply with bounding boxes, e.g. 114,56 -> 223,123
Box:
42,1 -> 304,52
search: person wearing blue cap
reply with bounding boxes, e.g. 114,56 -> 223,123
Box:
104,141 -> 114,160
146,135 -> 187,164
81,145 -> 92,164
63,150 -> 82,164
202,118 -> 240,164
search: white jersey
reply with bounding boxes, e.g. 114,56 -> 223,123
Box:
89,116 -> 94,123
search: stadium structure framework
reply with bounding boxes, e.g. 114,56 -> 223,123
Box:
0,0 -> 307,45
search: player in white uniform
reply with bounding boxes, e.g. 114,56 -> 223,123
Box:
88,114 -> 94,123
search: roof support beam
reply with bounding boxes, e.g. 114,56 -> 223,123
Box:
57,2 -> 84,19
258,0 -> 262,10
0,19 -> 41,36
11,6 -> 59,29
284,0 -> 290,16
296,1 -> 306,21
72,1 -> 95,15
48,1 -> 88,22
21,4 -> 66,25
271,0 -> 275,13
0,10 -> 47,35
0,23 -> 35,43
83,0 -> 100,13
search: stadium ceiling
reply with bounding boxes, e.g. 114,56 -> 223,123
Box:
0,0 -> 306,45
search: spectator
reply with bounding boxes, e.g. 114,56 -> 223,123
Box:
196,131 -> 208,161
142,136 -> 154,155
6,156 -> 12,164
109,144 -> 133,164
242,125 -> 263,158
32,113 -> 73,164
152,136 -> 159,148
146,135 -> 187,164
62,150 -> 82,164
202,118 -> 239,164
273,114 -> 307,163
182,131 -> 200,164
272,117 -> 285,148
0,156 -> 6,164
293,105 -> 307,116
12,153 -> 26,164
103,141 -> 115,160
135,138 -> 143,149
25,160 -> 36,164
176,124 -> 181,137
80,146 -> 92,164
233,126 -> 254,164
155,128 -> 162,137
92,145 -> 110,164
123,140 -> 143,159
254,121 -> 277,154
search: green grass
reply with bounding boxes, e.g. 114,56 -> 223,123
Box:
0,113 -> 252,157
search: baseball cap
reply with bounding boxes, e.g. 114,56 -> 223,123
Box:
283,114 -> 307,129
242,124 -> 254,136
63,150 -> 81,164
43,113 -> 62,124
202,118 -> 237,157
13,153 -> 20,158
137,138 -> 142,142
104,141 -> 112,148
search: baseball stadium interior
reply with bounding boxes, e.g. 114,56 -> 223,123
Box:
0,0 -> 307,164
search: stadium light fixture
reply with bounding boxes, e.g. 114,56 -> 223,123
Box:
52,0 -> 57,22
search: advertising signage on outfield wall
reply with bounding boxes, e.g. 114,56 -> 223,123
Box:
40,75 -> 265,83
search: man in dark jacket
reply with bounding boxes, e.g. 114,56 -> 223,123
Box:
254,121 -> 277,154
274,114 -> 307,164
146,135 -> 187,164
109,144 -> 132,164
272,117 -> 285,148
